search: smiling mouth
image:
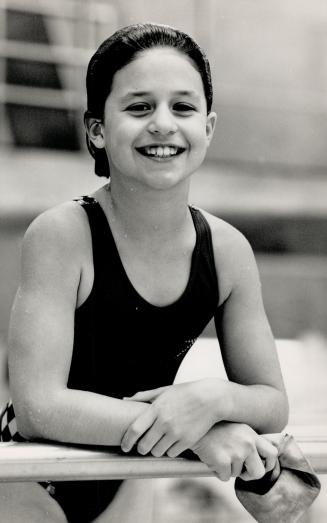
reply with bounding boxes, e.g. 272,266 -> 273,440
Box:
136,145 -> 186,159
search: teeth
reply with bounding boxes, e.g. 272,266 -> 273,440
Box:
143,146 -> 179,158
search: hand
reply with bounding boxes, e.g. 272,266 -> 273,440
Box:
121,380 -> 220,457
123,386 -> 170,404
192,422 -> 278,482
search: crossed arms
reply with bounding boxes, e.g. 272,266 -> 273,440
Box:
8,206 -> 289,481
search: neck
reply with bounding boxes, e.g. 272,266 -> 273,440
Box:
102,178 -> 191,240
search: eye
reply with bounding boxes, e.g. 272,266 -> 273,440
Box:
126,103 -> 151,115
173,103 -> 196,113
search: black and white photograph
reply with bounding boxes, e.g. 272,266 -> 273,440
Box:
0,1 -> 326,521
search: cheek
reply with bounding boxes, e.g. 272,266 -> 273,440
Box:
104,121 -> 128,152
188,114 -> 208,138
188,121 -> 210,163
189,124 -> 210,151
111,118 -> 141,146
105,132 -> 138,171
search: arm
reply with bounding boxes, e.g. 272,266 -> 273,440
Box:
212,222 -> 289,433
121,219 -> 288,455
9,205 -> 148,446
191,422 -> 278,482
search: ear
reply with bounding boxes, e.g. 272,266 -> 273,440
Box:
205,111 -> 217,146
84,116 -> 105,149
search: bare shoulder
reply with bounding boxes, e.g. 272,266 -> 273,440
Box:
24,200 -> 89,250
23,201 -> 90,269
198,208 -> 259,305
200,209 -> 255,259
22,201 -> 92,304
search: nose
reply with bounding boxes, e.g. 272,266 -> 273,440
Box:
147,105 -> 177,135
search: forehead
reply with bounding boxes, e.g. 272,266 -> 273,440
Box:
110,47 -> 205,98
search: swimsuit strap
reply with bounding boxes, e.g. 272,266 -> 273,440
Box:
73,196 -> 219,307
189,206 -> 219,305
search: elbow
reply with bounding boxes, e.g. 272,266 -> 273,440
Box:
13,396 -> 54,441
280,396 -> 290,432
268,389 -> 290,433
255,388 -> 289,435
271,414 -> 289,434
278,389 -> 290,430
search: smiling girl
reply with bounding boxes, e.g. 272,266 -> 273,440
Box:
1,23 -> 288,522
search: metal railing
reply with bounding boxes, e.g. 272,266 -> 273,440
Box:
0,0 -> 118,116
1,429 -> 327,482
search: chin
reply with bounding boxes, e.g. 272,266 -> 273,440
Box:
143,171 -> 190,191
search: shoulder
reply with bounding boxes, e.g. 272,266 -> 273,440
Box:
197,208 -> 259,305
199,208 -> 255,260
23,201 -> 90,261
25,200 -> 88,243
21,201 -> 92,295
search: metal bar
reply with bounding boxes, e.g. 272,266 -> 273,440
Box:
0,0 -> 9,143
0,0 -> 114,23
0,83 -> 84,109
4,36 -> 325,116
1,433 -> 326,483
0,40 -> 91,65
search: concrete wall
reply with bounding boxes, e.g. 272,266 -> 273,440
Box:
91,0 -> 327,170
1,149 -> 327,343
1,1 -> 327,341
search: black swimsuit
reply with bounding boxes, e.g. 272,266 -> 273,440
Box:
1,196 -> 219,522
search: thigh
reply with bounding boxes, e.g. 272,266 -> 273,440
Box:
0,481 -> 68,523
92,479 -> 155,523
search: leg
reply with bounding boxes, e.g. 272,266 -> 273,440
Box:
0,482 -> 68,523
92,479 -> 156,523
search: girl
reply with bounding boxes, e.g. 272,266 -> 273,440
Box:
1,23 -> 288,522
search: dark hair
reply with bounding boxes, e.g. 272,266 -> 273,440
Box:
85,23 -> 213,178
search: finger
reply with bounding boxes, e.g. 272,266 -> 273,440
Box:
121,409 -> 156,452
262,433 -> 284,448
123,387 -> 168,402
213,457 -> 232,482
166,440 -> 190,458
150,435 -> 177,457
136,422 -> 165,455
231,459 -> 244,478
256,436 -> 279,472
241,449 -> 265,481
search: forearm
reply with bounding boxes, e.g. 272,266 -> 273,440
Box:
14,389 -> 148,446
227,382 -> 288,433
205,378 -> 289,434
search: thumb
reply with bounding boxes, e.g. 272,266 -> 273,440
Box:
261,432 -> 285,448
256,435 -> 279,473
123,386 -> 169,402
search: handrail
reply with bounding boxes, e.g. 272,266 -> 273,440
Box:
0,40 -> 92,65
0,83 -> 84,109
0,0 -> 116,22
1,430 -> 327,482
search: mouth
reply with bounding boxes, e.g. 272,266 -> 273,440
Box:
135,144 -> 186,159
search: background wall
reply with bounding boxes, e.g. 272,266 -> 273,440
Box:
1,0 -> 326,343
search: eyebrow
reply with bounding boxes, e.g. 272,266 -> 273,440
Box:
120,90 -> 201,101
